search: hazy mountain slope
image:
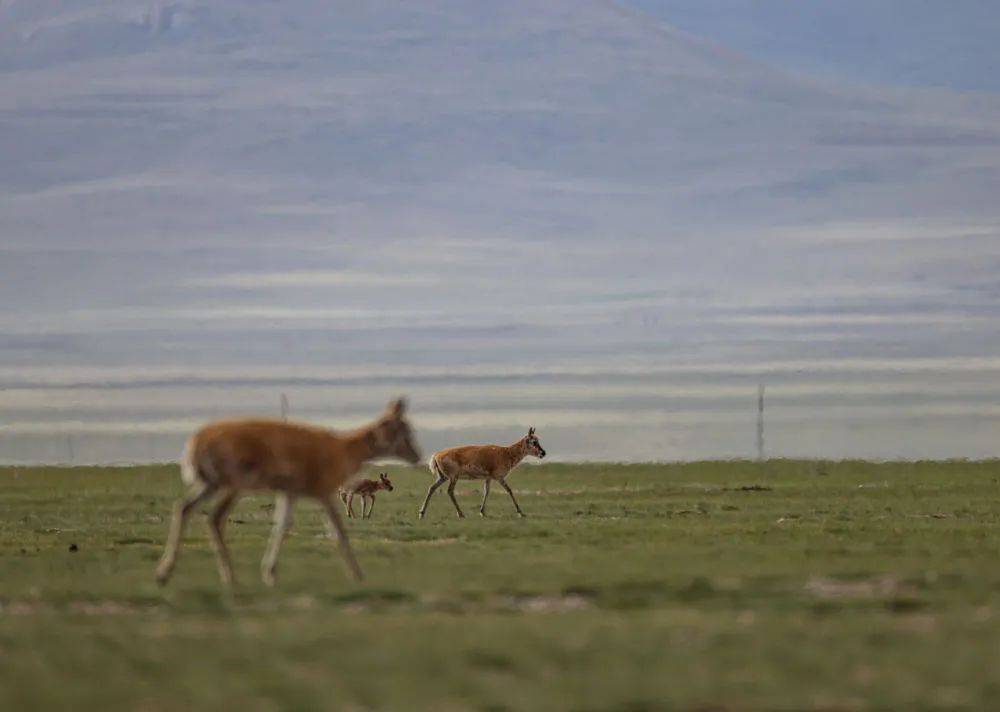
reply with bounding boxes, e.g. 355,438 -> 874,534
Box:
3,0 -> 998,250
1,0 -> 999,461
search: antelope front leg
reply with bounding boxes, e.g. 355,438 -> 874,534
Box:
446,479 -> 465,519
155,481 -> 216,585
479,479 -> 491,517
418,475 -> 447,519
208,489 -> 240,586
322,497 -> 364,581
499,478 -> 526,517
260,493 -> 294,586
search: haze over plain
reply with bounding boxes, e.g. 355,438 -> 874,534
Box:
1,0 -> 998,462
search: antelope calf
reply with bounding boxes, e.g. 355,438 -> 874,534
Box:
339,472 -> 394,519
419,427 -> 546,519
155,398 -> 420,587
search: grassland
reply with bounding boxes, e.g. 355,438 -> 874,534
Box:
1,460 -> 999,710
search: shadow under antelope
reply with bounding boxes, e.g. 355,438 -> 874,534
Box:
155,398 -> 420,587
420,427 -> 546,519
339,472 -> 394,519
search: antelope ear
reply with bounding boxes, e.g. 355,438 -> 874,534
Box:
528,426 -> 535,436
387,397 -> 407,418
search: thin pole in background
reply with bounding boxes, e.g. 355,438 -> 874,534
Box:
280,393 -> 289,422
756,383 -> 765,461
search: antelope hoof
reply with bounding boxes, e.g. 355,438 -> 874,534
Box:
457,512 -> 465,519
479,511 -> 487,517
418,511 -> 425,519
518,512 -> 527,518
154,562 -> 171,586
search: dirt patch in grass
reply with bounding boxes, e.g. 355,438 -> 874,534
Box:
1,599 -> 153,616
0,600 -> 46,616
805,576 -> 917,600
1,590 -> 595,617
518,485 -> 662,496
494,593 -> 593,613
379,536 -> 463,546
69,600 -> 145,616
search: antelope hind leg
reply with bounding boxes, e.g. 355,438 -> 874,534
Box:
156,481 -> 216,585
447,479 -> 465,519
418,475 -> 447,519
209,489 -> 240,586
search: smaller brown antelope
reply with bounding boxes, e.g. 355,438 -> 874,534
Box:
155,398 -> 420,587
420,427 -> 546,519
339,472 -> 394,519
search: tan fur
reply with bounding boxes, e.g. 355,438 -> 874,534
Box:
419,428 -> 546,519
156,399 -> 419,587
339,473 -> 393,519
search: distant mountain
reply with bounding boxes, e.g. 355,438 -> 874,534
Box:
1,1 -> 999,462
2,0 -> 998,252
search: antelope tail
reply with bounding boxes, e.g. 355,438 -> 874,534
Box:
429,455 -> 445,480
179,437 -> 199,486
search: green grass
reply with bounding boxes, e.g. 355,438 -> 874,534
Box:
2,460 -> 1000,710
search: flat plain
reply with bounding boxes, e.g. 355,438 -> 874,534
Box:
1,460 -> 999,710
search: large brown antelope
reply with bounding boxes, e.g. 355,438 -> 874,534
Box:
155,398 -> 420,587
419,427 -> 546,519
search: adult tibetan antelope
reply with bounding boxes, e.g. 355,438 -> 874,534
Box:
420,427 -> 546,519
155,398 -> 420,586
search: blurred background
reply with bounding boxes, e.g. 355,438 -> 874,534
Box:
1,0 -> 998,463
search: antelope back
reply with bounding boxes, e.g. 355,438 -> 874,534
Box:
188,419 -> 340,494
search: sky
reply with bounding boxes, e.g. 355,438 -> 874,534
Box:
1,0 -> 999,463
